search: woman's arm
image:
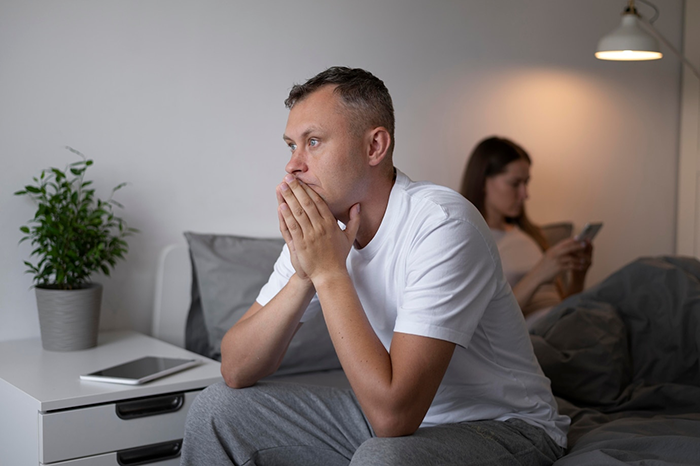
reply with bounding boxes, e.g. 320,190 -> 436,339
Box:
563,241 -> 593,298
512,238 -> 588,314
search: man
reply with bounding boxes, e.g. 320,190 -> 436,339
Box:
181,67 -> 568,466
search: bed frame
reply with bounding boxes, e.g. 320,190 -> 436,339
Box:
152,243 -> 190,348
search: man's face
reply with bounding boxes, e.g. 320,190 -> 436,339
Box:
283,86 -> 369,220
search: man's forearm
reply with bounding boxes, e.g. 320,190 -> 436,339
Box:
313,273 -> 396,422
220,274 -> 315,388
314,272 -> 391,384
313,272 -> 451,437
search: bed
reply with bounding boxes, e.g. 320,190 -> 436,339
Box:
153,232 -> 700,465
530,255 -> 700,465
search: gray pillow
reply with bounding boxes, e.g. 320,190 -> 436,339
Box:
529,301 -> 632,407
184,232 -> 341,376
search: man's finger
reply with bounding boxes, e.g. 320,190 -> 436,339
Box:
276,187 -> 286,207
297,180 -> 334,221
344,203 -> 361,244
277,205 -> 293,244
283,176 -> 324,224
276,190 -> 297,246
279,182 -> 313,233
278,201 -> 304,241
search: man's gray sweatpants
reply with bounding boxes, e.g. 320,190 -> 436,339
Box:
180,381 -> 565,466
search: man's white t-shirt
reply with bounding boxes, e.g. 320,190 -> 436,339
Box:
257,169 -> 569,448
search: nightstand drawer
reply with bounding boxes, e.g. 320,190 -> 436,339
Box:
39,390 -> 199,464
48,440 -> 182,465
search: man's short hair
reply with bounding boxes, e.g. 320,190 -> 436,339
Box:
285,66 -> 395,155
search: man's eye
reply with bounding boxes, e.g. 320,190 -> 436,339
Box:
309,139 -> 319,147
288,143 -> 297,152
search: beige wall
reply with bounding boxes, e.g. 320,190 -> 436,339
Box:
0,0 -> 683,341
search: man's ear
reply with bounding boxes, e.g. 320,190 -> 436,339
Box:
367,127 -> 391,167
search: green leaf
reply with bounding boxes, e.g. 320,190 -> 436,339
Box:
25,186 -> 41,194
14,190 -> 27,196
51,168 -> 65,180
65,146 -> 86,158
23,261 -> 38,272
19,226 -> 30,234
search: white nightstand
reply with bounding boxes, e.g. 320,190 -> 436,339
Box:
0,330 -> 223,465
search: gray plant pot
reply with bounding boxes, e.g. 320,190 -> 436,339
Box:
35,283 -> 103,351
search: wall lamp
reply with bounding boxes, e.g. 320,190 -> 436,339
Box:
595,0 -> 700,79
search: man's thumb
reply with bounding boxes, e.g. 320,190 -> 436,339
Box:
345,203 -> 361,241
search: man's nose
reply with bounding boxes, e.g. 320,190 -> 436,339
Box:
285,150 -> 307,175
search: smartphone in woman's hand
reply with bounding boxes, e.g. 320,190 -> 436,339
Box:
575,222 -> 603,242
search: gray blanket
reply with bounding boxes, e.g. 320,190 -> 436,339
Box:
530,256 -> 700,465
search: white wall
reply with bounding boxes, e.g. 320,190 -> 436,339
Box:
0,0 -> 683,342
677,0 -> 700,256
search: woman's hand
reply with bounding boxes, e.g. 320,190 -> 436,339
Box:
531,238 -> 587,285
568,240 -> 593,296
512,237 -> 589,312
572,240 -> 593,272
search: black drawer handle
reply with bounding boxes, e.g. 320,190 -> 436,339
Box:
116,393 -> 184,420
117,439 -> 182,465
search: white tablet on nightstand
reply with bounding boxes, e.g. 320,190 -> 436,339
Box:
80,356 -> 200,385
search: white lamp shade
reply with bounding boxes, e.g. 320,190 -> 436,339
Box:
595,14 -> 662,61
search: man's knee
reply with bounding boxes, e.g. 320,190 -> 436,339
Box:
182,382 -> 255,464
186,381 -> 247,430
351,437 -> 414,466
193,380 -> 231,405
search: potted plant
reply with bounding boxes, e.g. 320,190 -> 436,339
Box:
15,147 -> 137,351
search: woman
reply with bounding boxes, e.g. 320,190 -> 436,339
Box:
460,136 -> 592,326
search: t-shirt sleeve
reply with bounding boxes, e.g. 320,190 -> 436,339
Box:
393,218 -> 501,349
255,243 -> 321,322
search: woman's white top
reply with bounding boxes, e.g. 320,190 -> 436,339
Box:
490,226 -> 561,327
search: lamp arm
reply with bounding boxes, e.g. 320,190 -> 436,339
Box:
636,0 -> 660,25
639,17 -> 700,80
